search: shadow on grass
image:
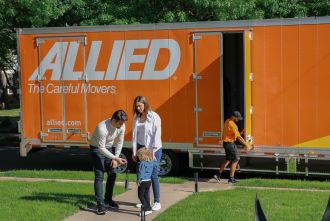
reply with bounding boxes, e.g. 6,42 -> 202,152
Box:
20,192 -> 95,208
21,192 -> 138,216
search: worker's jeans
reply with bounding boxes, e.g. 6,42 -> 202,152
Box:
90,146 -> 117,207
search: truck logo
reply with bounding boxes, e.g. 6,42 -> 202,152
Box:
29,39 -> 181,81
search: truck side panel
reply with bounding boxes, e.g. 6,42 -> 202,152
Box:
18,22 -> 330,149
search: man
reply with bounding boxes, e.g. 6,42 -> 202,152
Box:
90,109 -> 128,215
214,111 -> 251,184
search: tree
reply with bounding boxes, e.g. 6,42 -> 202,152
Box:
305,0 -> 330,17
0,0 -> 69,107
0,0 -> 329,108
256,0 -> 308,19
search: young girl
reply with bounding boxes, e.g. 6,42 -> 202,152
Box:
136,147 -> 155,216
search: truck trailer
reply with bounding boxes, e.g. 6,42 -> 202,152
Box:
17,16 -> 330,176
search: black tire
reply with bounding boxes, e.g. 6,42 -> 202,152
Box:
159,150 -> 182,176
122,149 -> 135,172
113,148 -> 133,174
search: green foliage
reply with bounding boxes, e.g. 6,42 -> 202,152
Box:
187,0 -> 264,21
305,0 -> 330,17
0,180 -> 125,221
155,188 -> 329,221
257,0 -> 308,19
237,178 -> 330,190
0,0 -> 68,72
0,108 -> 19,116
0,0 -> 329,76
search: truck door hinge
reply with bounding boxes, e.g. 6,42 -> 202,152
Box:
193,34 -> 202,42
249,73 -> 254,81
40,132 -> 48,138
36,39 -> 44,47
249,32 -> 253,40
76,37 -> 87,46
250,106 -> 254,115
37,75 -> 44,82
80,74 -> 88,82
81,132 -> 89,138
193,73 -> 202,80
194,107 -> 203,112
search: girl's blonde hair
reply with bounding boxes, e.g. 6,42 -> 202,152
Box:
137,147 -> 153,161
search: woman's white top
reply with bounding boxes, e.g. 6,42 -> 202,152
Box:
136,121 -> 146,146
132,111 -> 162,156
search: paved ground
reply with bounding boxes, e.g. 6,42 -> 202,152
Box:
63,180 -> 233,221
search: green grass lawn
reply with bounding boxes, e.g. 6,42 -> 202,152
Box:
154,188 -> 330,221
0,108 -> 19,116
237,178 -> 330,190
0,180 -> 125,221
0,169 -> 188,184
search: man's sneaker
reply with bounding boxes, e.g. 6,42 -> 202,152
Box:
105,200 -> 119,209
213,173 -> 221,183
228,178 -> 239,184
152,202 -> 161,211
139,210 -> 152,216
135,203 -> 142,208
96,206 -> 107,215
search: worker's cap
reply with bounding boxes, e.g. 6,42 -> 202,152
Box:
231,111 -> 243,120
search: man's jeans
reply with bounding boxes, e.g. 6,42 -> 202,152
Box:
137,144 -> 162,203
90,146 -> 117,206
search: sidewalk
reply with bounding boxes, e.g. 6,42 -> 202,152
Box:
63,180 -> 233,221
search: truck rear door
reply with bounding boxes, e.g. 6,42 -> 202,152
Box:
193,32 -> 222,147
193,31 -> 252,147
36,36 -> 88,143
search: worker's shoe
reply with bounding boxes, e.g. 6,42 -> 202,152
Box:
213,173 -> 221,183
96,205 -> 107,215
228,177 -> 239,184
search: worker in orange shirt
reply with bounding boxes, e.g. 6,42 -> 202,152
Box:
214,111 -> 251,184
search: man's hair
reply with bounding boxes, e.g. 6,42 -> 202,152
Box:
137,147 -> 153,161
112,109 -> 128,121
133,96 -> 151,117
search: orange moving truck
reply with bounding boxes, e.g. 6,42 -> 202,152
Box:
17,16 -> 330,176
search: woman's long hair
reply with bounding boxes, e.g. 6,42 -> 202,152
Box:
133,96 -> 151,117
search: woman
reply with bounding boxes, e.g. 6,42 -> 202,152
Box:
132,96 -> 162,211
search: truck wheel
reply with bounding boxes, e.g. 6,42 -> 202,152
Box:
159,150 -> 181,176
